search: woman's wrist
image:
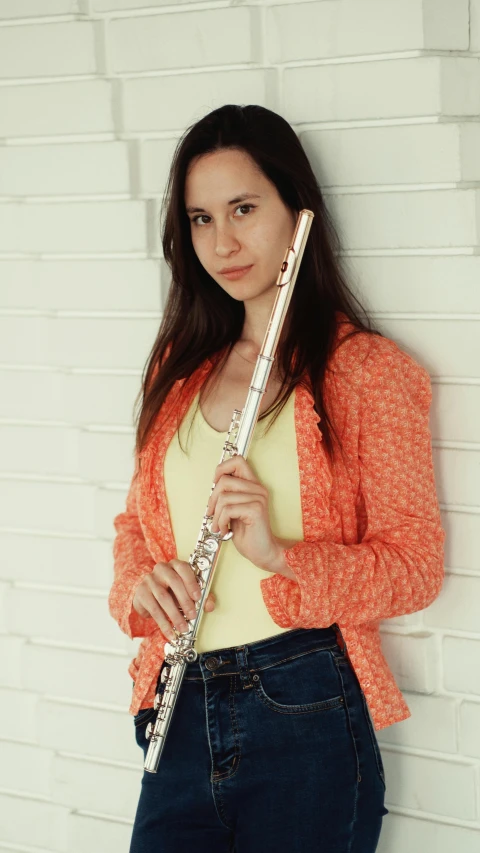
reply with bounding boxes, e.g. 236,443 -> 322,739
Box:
260,537 -> 297,579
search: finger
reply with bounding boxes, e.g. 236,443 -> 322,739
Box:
207,477 -> 266,516
150,567 -> 195,634
169,559 -> 203,602
138,585 -> 177,640
213,455 -> 257,484
211,493 -> 266,533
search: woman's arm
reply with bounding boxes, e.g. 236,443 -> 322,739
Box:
260,337 -> 446,628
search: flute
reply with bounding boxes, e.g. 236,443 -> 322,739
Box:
143,208 -> 314,774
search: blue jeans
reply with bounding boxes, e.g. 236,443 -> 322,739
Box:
130,625 -> 388,852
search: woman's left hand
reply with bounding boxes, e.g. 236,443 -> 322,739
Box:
205,455 -> 291,575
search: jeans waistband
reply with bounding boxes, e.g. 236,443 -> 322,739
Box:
167,625 -> 342,684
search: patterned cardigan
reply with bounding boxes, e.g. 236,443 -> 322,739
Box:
108,314 -> 446,731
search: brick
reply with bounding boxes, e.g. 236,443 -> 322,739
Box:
268,0 -> 468,63
50,316 -> 160,369
300,123 -> 480,187
0,142 -> 130,197
0,478 -> 95,534
0,316 -> 49,365
0,636 -> 25,688
284,57 -> 480,123
434,447 -> 480,507
0,580 -> 8,633
139,137 -> 179,196
22,641 -> 133,706
0,424 -> 79,476
0,259 -> 160,309
424,575 -> 480,632
91,0 -> 207,12
0,792 -> 68,850
471,0 -> 480,51
382,749 -> 476,818
111,7 -> 258,73
440,511 -> 480,575
68,812 -> 132,853
53,753 -> 140,819
358,316 -> 479,380
345,256 -> 480,315
7,586 -> 126,651
0,200 -> 147,254
38,697 -> 140,764
0,0 -> 79,16
459,701 -> 480,759
64,372 -> 142,427
443,636 -> 480,696
0,687 -> 38,741
377,692 -> 456,753
122,68 -> 275,133
0,741 -> 54,796
0,531 -> 113,589
0,367 -> 65,420
79,428 -> 137,482
380,632 -> 438,694
94,0 -> 207,9
431,384 -> 480,446
0,80 -> 113,138
326,188 -> 480,251
378,811 -> 480,853
0,21 -> 96,79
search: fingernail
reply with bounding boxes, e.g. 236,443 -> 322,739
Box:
193,588 -> 201,600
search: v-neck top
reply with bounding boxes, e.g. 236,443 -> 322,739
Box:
163,388 -> 302,652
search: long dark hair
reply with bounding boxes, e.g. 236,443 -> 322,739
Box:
134,104 -> 383,463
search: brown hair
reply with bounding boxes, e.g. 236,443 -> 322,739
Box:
134,104 -> 383,463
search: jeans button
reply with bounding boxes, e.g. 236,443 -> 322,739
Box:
205,656 -> 220,671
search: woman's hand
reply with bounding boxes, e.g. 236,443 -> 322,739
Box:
206,456 -> 295,578
132,559 -> 216,641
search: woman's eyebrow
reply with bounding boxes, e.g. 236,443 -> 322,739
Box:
185,192 -> 261,215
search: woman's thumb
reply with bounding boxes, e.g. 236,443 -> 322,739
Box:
205,592 -> 216,611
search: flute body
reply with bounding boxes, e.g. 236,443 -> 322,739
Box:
143,209 -> 314,774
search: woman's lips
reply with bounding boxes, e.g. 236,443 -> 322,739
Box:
221,265 -> 253,280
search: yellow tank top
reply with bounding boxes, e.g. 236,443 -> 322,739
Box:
163,387 -> 303,652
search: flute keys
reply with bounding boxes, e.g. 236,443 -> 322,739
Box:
203,537 -> 219,553
196,556 -> 211,571
153,692 -> 162,710
146,722 -> 153,740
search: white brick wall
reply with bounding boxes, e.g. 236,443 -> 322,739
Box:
0,1 -> 478,850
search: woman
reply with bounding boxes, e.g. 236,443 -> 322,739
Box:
108,104 -> 445,852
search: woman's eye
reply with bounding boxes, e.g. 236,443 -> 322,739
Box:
192,204 -> 255,227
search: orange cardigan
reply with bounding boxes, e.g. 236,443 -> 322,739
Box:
108,315 -> 445,731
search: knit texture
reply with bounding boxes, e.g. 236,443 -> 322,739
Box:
108,313 -> 445,731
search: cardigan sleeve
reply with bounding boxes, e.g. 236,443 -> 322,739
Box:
107,457 -> 159,640
108,346 -> 173,640
260,337 -> 446,629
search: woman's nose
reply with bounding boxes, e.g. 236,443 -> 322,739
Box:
215,226 -> 240,256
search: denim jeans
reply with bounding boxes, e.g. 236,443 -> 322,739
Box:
130,625 -> 388,853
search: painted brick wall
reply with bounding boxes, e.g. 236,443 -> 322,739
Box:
0,1 -> 479,850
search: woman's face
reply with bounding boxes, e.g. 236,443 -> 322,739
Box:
184,148 -> 297,303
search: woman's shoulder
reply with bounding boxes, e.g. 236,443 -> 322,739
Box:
330,312 -> 432,412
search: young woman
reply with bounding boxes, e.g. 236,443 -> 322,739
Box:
108,104 -> 445,853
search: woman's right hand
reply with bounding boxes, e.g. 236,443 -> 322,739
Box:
132,559 -> 216,641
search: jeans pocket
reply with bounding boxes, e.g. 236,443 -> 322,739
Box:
251,645 -> 345,715
361,691 -> 386,790
134,706 -> 156,728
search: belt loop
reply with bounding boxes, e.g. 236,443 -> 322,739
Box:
236,646 -> 253,689
333,622 -> 347,654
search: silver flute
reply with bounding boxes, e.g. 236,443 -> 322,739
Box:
144,208 -> 314,774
